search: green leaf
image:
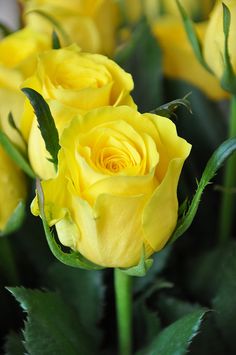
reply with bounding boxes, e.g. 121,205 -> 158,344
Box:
8,112 -> 26,146
4,331 -> 25,355
52,30 -> 61,49
0,201 -> 25,236
8,287 -> 95,355
36,179 -> 103,270
22,88 -> 60,167
212,242 -> 236,353
221,3 -> 236,93
137,310 -> 207,355
120,246 -> 153,277
170,137 -> 236,243
150,93 -> 192,118
177,0 -> 212,73
116,20 -> 163,112
0,130 -> 35,178
46,263 -> 105,346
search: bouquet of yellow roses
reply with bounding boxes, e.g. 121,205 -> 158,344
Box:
0,1 -> 236,354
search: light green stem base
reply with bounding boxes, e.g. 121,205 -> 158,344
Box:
218,95 -> 236,244
114,269 -> 132,355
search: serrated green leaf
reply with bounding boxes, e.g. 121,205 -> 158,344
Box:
177,0 -> 212,73
119,246 -> 153,277
170,137 -> 236,243
8,287 -> 95,355
151,94 -> 192,118
22,88 -> 60,168
4,331 -> 25,355
137,310 -> 207,355
0,201 -> 25,236
46,263 -> 104,346
0,130 -> 35,178
36,179 -> 103,270
116,20 -> 163,112
52,30 -> 61,49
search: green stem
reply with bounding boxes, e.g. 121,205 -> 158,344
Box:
0,237 -> 19,285
114,269 -> 132,355
218,95 -> 236,244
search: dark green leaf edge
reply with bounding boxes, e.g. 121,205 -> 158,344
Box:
52,30 -> 61,49
0,201 -> 25,237
177,0 -> 212,73
22,88 -> 60,168
0,131 -> 35,178
0,22 -> 12,36
150,93 -> 192,118
36,179 -> 103,270
119,246 -> 153,277
170,137 -> 236,243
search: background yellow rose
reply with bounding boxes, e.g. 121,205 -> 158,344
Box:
0,146 -> 27,231
203,0 -> 236,82
0,27 -> 50,148
21,0 -> 120,56
21,45 -> 135,179
32,106 -> 191,268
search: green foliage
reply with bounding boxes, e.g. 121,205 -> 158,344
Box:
137,310 -> 207,355
0,130 -> 35,178
22,88 -> 60,168
4,331 -> 25,355
45,263 -> 105,346
170,137 -> 236,243
151,94 -> 192,118
120,246 -> 153,277
116,20 -> 163,112
8,287 -> 95,355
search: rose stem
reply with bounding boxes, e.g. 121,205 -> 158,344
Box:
114,268 -> 132,355
218,95 -> 236,244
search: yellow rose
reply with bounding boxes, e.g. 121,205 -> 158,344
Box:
21,45 -> 135,179
152,16 -> 228,100
203,0 -> 236,82
21,0 -> 120,56
32,105 -> 191,268
0,27 -> 50,147
0,147 -> 27,231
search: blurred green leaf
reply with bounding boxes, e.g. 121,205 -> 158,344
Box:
0,23 -> 12,36
4,331 -> 25,355
137,310 -> 207,355
170,137 -> 236,243
1,201 -> 25,237
116,20 -> 163,112
8,287 -> 95,355
0,131 -> 35,178
46,263 -> 105,346
52,30 -> 61,49
22,88 -> 60,168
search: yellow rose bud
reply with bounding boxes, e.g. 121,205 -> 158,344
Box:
0,27 -> 50,148
203,0 -> 236,81
152,16 -> 228,100
163,0 -> 215,20
21,45 -> 135,179
21,0 -> 120,56
0,147 -> 27,231
32,105 -> 191,268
